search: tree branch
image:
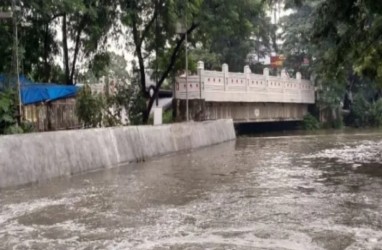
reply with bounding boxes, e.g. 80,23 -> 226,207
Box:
70,17 -> 86,84
144,23 -> 199,122
131,13 -> 147,96
50,12 -> 65,22
140,0 -> 164,47
62,14 -> 70,84
156,23 -> 199,91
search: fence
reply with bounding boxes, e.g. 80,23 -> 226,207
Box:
23,98 -> 81,132
175,61 -> 315,104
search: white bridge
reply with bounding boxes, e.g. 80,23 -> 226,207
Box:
174,61 -> 315,123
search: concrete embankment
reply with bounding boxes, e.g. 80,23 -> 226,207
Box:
0,119 -> 236,188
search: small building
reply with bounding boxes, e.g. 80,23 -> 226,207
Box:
0,75 -> 81,131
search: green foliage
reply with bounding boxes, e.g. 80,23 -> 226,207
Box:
348,95 -> 382,128
311,0 -> 382,83
302,114 -> 320,130
126,92 -> 146,126
75,85 -> 104,128
75,79 -> 146,128
20,121 -> 35,133
0,0 -> 118,83
331,117 -> 344,129
0,89 -> 18,134
321,116 -> 343,129
89,52 -> 111,79
4,125 -> 24,135
280,1 -> 321,77
162,110 -> 173,124
111,80 -> 146,126
283,0 -> 382,130
0,88 -> 33,134
316,78 -> 346,110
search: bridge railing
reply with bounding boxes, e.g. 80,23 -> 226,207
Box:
175,61 -> 315,104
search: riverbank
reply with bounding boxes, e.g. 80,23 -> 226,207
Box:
0,119 -> 236,189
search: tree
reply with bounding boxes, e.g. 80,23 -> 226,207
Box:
75,84 -> 104,128
0,0 -> 119,84
311,0 -> 382,84
280,0 -> 382,127
120,0 -> 271,123
280,1 -> 322,78
59,0 -> 118,84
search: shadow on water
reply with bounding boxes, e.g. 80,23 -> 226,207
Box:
235,121 -> 302,136
236,121 -> 382,139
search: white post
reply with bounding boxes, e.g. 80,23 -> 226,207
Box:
184,4 -> 189,122
153,107 -> 163,125
263,68 -> 269,78
197,61 -> 204,99
185,30 -> 189,121
244,65 -> 251,92
296,72 -> 302,82
263,68 -> 269,88
281,69 -> 288,79
296,72 -> 302,102
222,63 -> 229,91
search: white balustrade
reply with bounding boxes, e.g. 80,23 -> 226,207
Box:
175,62 -> 315,104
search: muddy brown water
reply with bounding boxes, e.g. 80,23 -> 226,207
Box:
1,130 -> 382,249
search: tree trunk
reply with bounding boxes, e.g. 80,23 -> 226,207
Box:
131,15 -> 148,98
62,14 -> 70,84
70,20 -> 84,84
43,23 -> 51,82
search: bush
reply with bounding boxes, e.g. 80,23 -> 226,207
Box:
368,99 -> 382,127
0,89 -> 20,134
75,85 -> 104,128
4,125 -> 24,134
112,82 -> 146,125
331,117 -> 344,129
348,95 -> 382,127
163,109 -> 173,124
76,82 -> 147,128
302,114 -> 320,130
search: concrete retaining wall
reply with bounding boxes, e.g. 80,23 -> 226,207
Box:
0,119 -> 236,189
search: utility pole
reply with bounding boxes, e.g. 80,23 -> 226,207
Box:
0,1 -> 22,123
185,1 -> 189,121
155,0 -> 159,107
12,0 -> 22,123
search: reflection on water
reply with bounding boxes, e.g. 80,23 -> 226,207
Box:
1,131 -> 382,249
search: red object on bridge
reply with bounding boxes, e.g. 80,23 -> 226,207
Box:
271,55 -> 285,68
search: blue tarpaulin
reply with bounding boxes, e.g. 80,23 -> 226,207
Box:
0,75 -> 79,105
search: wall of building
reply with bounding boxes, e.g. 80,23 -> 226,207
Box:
0,120 -> 236,189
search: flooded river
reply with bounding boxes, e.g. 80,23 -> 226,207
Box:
1,130 -> 382,249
